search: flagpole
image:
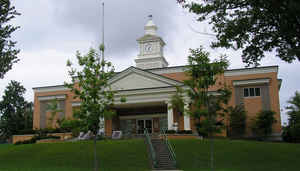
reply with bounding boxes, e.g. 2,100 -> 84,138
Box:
101,2 -> 104,63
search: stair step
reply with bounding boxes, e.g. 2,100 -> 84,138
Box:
148,137 -> 176,170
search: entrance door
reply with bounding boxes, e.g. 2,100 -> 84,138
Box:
137,119 -> 152,134
137,120 -> 144,134
145,119 -> 152,133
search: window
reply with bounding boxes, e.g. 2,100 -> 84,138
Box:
249,88 -> 255,96
243,87 -> 261,97
255,88 -> 260,96
244,88 -> 249,97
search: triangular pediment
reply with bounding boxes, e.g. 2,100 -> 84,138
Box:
109,67 -> 183,91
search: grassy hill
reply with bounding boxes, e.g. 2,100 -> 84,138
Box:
0,138 -> 299,171
0,139 -> 149,171
172,139 -> 300,171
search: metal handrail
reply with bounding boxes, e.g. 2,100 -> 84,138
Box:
144,128 -> 157,168
161,128 -> 177,167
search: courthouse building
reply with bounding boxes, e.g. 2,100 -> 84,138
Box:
32,17 -> 282,137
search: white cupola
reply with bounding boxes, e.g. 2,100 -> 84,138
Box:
135,15 -> 168,69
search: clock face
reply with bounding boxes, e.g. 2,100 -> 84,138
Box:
144,43 -> 152,52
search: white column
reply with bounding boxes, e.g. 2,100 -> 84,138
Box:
184,103 -> 191,130
99,116 -> 105,135
167,101 -> 174,130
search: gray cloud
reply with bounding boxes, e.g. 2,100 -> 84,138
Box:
53,0 -> 178,58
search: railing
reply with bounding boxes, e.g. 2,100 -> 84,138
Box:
161,127 -> 177,167
144,128 -> 157,168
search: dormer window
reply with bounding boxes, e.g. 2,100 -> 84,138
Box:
244,87 -> 260,97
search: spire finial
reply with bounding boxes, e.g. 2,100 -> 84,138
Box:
145,15 -> 157,35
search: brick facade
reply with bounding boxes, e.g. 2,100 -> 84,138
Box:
33,66 -> 282,137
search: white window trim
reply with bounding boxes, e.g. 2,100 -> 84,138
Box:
38,95 -> 66,101
233,78 -> 270,86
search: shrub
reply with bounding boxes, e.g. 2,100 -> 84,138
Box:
177,130 -> 193,134
251,110 -> 276,140
14,135 -> 60,145
282,91 -> 300,143
195,122 -> 209,137
228,104 -> 247,138
59,118 -> 84,137
17,129 -> 36,135
165,130 -> 176,134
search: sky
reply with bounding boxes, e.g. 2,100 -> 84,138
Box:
1,0 -> 299,125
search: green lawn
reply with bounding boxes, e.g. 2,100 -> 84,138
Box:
0,139 -> 299,171
0,139 -> 149,171
172,139 -> 300,171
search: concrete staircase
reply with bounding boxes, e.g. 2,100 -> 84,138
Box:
151,138 -> 176,170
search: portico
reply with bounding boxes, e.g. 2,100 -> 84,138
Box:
104,66 -> 191,136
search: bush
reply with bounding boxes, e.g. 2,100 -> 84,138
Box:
228,104 -> 247,138
17,128 -> 70,136
282,91 -> 300,143
59,119 -> 84,137
17,129 -> 36,135
165,130 -> 176,134
14,135 -> 60,145
195,122 -> 209,137
251,110 -> 276,140
164,130 -> 193,134
282,125 -> 300,143
177,130 -> 193,134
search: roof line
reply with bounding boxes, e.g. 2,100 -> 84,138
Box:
131,66 -> 184,84
110,66 -> 184,85
146,65 -> 278,72
33,65 -> 278,90
32,84 -> 66,90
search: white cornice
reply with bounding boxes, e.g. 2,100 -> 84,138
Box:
71,86 -> 190,106
148,66 -> 187,74
72,101 -> 81,107
38,95 -> 66,101
109,67 -> 183,87
33,85 -> 69,93
148,65 -> 278,76
233,78 -> 270,86
119,114 -> 166,120
224,66 -> 278,77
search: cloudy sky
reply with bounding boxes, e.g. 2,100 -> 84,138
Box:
1,0 -> 299,124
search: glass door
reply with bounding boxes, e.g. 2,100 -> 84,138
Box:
145,119 -> 152,133
137,120 -> 144,134
137,119 -> 153,134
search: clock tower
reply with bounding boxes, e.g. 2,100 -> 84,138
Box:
135,16 -> 168,69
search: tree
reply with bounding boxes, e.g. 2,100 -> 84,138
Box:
182,46 -> 231,169
47,99 -> 63,128
23,102 -> 33,130
251,110 -> 277,140
178,0 -> 300,66
184,46 -> 231,136
282,91 -> 300,143
227,104 -> 247,138
169,86 -> 185,116
0,80 -> 31,140
0,0 -> 20,78
65,46 -> 125,171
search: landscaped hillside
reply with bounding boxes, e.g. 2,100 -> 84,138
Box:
0,139 -> 299,171
172,139 -> 300,171
0,139 -> 149,171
